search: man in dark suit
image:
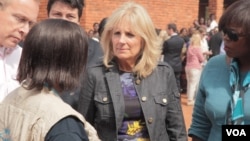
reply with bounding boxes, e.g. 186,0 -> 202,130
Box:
162,23 -> 185,93
47,0 -> 103,67
208,30 -> 223,58
47,0 -> 103,109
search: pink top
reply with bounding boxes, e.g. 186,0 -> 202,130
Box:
185,45 -> 205,70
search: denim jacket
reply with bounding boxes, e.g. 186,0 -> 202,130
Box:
78,62 -> 187,141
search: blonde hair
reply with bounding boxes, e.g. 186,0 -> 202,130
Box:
101,2 -> 162,78
198,26 -> 206,34
159,30 -> 169,43
190,32 -> 201,47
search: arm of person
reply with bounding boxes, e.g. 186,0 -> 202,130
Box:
165,67 -> 188,141
203,50 -> 213,56
188,68 -> 212,140
197,48 -> 205,63
45,116 -> 89,141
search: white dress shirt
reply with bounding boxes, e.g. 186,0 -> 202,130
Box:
207,20 -> 218,33
220,40 -> 225,54
0,46 -> 22,102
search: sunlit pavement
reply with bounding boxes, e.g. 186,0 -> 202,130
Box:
181,94 -> 193,141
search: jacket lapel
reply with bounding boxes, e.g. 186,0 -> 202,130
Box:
105,66 -> 125,131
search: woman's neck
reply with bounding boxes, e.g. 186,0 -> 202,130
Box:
226,55 -> 250,72
236,57 -> 250,72
239,61 -> 250,72
117,60 -> 135,72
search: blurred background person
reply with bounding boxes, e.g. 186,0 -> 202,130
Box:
185,32 -> 205,106
193,19 -> 200,30
163,23 -> 185,93
179,27 -> 189,44
198,26 -> 212,67
159,29 -> 170,44
179,27 -> 190,94
87,29 -> 94,38
189,0 -> 250,140
98,17 -> 108,39
179,27 -> 190,63
209,29 -> 223,58
158,29 -> 169,61
206,13 -> 218,34
199,17 -> 207,29
78,2 -> 187,141
92,22 -> 100,42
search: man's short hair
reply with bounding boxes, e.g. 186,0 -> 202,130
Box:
168,23 -> 177,32
47,0 -> 84,19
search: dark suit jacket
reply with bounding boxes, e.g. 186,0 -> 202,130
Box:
208,32 -> 223,58
162,35 -> 185,72
87,38 -> 103,66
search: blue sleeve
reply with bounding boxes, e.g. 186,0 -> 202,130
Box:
45,116 -> 89,141
188,62 -> 212,140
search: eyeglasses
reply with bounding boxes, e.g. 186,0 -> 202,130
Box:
222,28 -> 246,41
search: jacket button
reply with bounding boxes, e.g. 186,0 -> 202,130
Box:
136,79 -> 141,85
148,118 -> 153,124
103,97 -> 108,102
141,96 -> 147,102
162,98 -> 167,103
176,93 -> 180,97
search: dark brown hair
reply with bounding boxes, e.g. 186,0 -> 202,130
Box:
18,19 -> 88,92
47,0 -> 84,20
219,0 -> 250,37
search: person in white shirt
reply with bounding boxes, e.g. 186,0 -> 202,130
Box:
0,0 -> 40,102
220,40 -> 225,54
198,27 -> 212,66
207,13 -> 218,33
0,47 -> 22,102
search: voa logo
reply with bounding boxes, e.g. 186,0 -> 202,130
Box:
226,129 -> 246,136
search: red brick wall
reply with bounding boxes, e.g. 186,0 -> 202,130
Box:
209,0 -> 223,23
83,0 -> 200,32
37,0 -> 225,33
38,0 -> 48,22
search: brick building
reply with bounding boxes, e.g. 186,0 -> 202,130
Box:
37,0 -> 237,32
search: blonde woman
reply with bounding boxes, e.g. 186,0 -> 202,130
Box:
159,29 -> 169,61
189,1 -> 250,140
78,2 -> 187,141
185,32 -> 205,105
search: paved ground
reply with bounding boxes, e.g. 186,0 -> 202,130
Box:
181,94 -> 193,141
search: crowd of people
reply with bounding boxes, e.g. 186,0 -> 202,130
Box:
189,0 -> 250,140
1,0 -> 250,141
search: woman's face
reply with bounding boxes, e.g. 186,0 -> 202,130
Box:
223,26 -> 250,59
111,23 -> 143,62
181,29 -> 187,36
